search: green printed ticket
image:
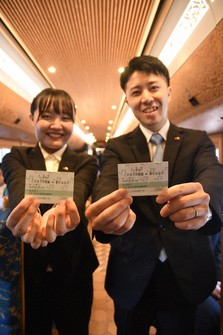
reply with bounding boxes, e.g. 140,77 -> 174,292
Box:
25,170 -> 74,204
118,162 -> 168,196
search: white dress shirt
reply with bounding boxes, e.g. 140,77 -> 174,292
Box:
39,143 -> 67,172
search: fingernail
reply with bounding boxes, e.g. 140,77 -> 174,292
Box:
156,194 -> 166,203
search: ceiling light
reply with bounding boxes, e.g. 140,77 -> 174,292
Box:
118,67 -> 125,73
111,105 -> 117,110
108,120 -> 113,124
48,66 -> 56,73
159,0 -> 209,67
85,125 -> 90,130
81,120 -> 86,124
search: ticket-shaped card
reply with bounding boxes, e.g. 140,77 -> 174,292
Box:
25,170 -> 74,204
118,162 -> 168,196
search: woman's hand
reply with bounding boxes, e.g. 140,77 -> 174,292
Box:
6,196 -> 80,248
44,198 -> 80,243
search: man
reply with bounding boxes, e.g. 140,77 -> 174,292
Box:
86,55 -> 223,335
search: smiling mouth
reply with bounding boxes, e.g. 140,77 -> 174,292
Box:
47,133 -> 63,138
142,106 -> 158,113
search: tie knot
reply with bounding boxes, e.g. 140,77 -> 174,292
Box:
150,133 -> 163,145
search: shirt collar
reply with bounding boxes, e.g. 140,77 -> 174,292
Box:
39,143 -> 67,162
139,120 -> 170,143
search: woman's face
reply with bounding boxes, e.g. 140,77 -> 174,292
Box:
30,108 -> 74,154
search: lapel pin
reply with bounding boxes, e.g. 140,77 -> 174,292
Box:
174,136 -> 181,141
62,166 -> 69,171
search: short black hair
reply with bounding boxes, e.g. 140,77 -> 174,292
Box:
120,55 -> 170,91
30,88 -> 76,122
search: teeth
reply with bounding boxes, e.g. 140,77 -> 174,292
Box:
143,106 -> 157,113
48,133 -> 62,138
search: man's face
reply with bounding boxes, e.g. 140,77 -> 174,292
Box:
30,109 -> 74,154
125,71 -> 171,132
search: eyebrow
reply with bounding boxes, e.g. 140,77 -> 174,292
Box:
129,85 -> 141,91
129,81 -> 159,91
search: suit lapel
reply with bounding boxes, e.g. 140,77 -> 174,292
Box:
164,123 -> 184,182
128,127 -> 151,163
58,147 -> 77,172
28,145 -> 46,170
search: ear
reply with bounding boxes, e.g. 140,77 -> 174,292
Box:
167,86 -> 172,100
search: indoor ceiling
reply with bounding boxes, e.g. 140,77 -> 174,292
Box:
0,0 -> 223,150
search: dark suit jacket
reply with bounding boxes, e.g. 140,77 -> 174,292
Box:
209,232 -> 221,281
92,123 -> 223,308
2,145 -> 99,284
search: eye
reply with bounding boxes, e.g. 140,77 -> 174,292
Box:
61,114 -> 73,121
150,85 -> 159,92
131,90 -> 141,97
39,112 -> 53,120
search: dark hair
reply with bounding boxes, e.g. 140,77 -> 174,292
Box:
120,55 -> 170,91
30,88 -> 76,122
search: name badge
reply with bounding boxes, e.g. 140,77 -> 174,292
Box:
25,170 -> 74,204
118,162 -> 168,196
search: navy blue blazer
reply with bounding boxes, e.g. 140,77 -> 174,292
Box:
92,123 -> 223,308
2,145 -> 99,284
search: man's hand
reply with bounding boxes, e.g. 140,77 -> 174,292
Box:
156,182 -> 210,230
85,188 -> 136,235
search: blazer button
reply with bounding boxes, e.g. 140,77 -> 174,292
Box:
159,224 -> 166,232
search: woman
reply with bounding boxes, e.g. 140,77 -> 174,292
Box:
2,88 -> 99,335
